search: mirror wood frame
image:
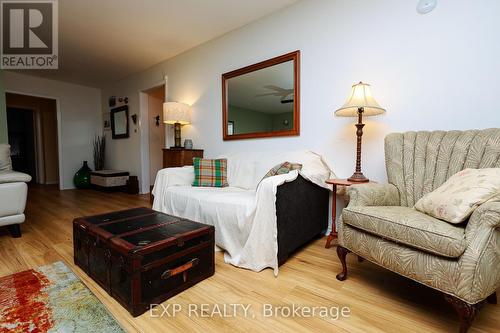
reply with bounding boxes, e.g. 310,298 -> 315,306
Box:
110,105 -> 129,139
222,50 -> 300,140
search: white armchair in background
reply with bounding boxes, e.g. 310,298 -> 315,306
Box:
0,144 -> 31,237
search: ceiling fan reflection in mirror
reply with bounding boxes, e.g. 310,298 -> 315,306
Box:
255,85 -> 294,104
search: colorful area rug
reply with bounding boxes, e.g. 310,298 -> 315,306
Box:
0,261 -> 124,332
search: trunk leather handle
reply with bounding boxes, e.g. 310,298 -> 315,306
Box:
161,258 -> 199,282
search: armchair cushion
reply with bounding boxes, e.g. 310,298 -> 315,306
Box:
0,144 -> 12,171
0,170 -> 32,184
343,206 -> 467,258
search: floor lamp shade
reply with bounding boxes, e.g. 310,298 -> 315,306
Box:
335,82 -> 386,182
163,102 -> 191,148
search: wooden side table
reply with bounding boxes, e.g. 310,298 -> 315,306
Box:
324,178 -> 374,249
162,148 -> 204,168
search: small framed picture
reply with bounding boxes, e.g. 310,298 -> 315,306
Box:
109,96 -> 116,107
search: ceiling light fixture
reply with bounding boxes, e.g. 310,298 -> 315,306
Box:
417,0 -> 437,14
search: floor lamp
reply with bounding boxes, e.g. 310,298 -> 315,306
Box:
335,82 -> 386,182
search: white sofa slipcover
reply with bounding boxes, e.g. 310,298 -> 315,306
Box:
152,150 -> 334,275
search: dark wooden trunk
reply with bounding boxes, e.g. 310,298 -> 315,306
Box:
73,207 -> 215,317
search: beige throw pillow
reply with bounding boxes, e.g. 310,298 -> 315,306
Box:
414,168 -> 500,224
262,162 -> 302,180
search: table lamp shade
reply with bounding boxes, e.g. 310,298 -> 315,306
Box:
163,102 -> 191,125
335,82 -> 386,117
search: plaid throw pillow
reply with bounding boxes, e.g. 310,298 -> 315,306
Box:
262,161 -> 302,181
192,158 -> 229,187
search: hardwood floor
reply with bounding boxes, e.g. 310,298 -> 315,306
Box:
0,185 -> 498,333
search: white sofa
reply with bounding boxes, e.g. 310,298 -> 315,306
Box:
0,144 -> 31,237
152,150 -> 334,275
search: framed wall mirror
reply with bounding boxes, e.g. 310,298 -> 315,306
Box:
111,105 -> 129,139
222,50 -> 300,140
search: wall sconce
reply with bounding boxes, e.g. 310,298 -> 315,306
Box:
155,115 -> 160,127
131,114 -> 137,125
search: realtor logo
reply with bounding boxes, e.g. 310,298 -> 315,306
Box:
1,0 -> 58,69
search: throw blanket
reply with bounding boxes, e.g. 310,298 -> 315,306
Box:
152,150 -> 334,275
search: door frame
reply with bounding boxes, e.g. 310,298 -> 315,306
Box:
5,90 -> 63,190
138,77 -> 167,194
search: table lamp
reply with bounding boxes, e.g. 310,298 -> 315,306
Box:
335,82 -> 386,182
163,102 -> 191,148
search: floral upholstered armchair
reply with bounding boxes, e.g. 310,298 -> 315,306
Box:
337,128 -> 500,333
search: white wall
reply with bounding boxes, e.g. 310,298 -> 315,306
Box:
101,0 -> 500,194
5,71 -> 102,189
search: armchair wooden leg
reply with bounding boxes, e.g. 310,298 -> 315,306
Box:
444,294 -> 484,333
7,224 -> 22,238
487,292 -> 497,304
336,246 -> 350,281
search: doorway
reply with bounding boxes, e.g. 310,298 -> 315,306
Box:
6,93 -> 59,185
7,107 -> 36,179
144,85 -> 165,187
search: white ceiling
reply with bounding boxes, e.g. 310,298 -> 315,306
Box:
11,0 -> 298,87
